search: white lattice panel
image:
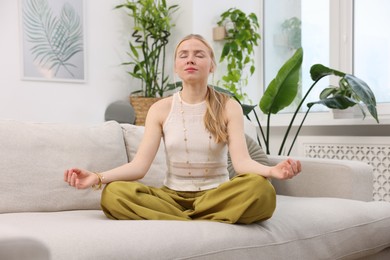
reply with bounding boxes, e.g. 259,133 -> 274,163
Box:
297,136 -> 390,202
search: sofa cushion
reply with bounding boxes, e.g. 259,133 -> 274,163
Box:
121,124 -> 166,187
0,196 -> 389,259
228,134 -> 269,178
0,120 -> 128,213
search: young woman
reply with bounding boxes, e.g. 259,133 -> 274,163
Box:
64,34 -> 301,224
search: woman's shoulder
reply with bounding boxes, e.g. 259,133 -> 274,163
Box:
224,97 -> 244,120
225,97 -> 242,111
148,95 -> 174,123
152,95 -> 173,109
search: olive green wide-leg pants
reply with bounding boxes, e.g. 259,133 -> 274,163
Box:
101,174 -> 276,224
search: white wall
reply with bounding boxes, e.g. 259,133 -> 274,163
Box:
0,0 -> 261,123
1,1 -> 127,123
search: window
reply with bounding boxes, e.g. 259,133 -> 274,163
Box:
354,0 -> 390,104
264,0 -> 329,113
263,0 -> 390,119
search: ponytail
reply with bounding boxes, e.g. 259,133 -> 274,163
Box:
204,87 -> 230,143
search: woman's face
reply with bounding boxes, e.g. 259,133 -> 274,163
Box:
174,38 -> 214,84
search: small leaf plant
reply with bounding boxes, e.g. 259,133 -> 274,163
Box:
216,8 -> 261,102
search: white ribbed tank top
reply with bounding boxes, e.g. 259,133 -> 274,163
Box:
162,92 -> 229,191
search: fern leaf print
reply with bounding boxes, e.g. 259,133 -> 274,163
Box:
22,0 -> 84,80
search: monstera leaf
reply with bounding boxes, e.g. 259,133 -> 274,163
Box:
23,0 -> 83,77
307,65 -> 379,123
234,48 -> 378,156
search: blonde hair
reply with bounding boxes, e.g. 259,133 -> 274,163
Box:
175,34 -> 230,143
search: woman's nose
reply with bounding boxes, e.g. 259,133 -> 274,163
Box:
186,60 -> 195,65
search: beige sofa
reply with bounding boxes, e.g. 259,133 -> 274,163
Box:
1,120 -> 390,260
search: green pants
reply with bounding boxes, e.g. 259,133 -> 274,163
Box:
101,173 -> 276,224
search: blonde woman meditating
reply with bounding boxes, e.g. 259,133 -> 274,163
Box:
64,34 -> 301,224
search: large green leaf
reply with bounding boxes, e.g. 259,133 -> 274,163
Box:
241,104 -> 257,116
344,74 -> 379,123
307,95 -> 357,110
260,47 -> 303,114
310,64 -> 345,81
319,87 -> 337,99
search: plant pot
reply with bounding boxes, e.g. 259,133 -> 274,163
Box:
129,96 -> 162,126
332,106 -> 363,119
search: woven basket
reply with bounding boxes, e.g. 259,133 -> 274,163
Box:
129,96 -> 162,126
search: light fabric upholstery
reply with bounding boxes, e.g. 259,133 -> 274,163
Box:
121,124 -> 167,187
269,156 -> 374,201
0,120 -> 128,213
0,225 -> 50,260
0,196 -> 389,260
228,134 -> 269,178
1,121 -> 390,260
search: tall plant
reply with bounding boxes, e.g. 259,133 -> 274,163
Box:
116,0 -> 179,97
217,8 -> 261,101
238,48 -> 379,155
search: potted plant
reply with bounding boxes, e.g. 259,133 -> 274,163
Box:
115,0 -> 179,125
216,8 -> 261,101
228,47 -> 379,155
281,17 -> 302,50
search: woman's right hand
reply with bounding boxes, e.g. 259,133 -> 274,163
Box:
64,168 -> 98,189
269,158 -> 301,180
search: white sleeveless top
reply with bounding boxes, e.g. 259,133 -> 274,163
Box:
162,92 -> 229,191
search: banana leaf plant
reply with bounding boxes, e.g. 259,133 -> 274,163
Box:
242,47 -> 379,155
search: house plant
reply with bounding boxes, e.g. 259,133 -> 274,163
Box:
234,47 -> 379,155
281,17 -> 302,50
216,8 -> 261,101
115,0 -> 179,125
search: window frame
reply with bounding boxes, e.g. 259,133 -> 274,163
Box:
335,0 -> 390,119
259,0 -> 390,126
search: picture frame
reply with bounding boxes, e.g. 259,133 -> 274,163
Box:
19,0 -> 86,83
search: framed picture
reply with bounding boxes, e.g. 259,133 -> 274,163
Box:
20,0 -> 86,83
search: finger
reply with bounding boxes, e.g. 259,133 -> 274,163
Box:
70,172 -> 77,187
296,160 -> 302,173
284,166 -> 293,179
291,160 -> 300,175
287,159 -> 299,174
67,168 -> 82,183
75,178 -> 80,189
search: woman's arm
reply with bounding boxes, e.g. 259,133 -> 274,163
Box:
225,99 -> 301,180
64,98 -> 171,189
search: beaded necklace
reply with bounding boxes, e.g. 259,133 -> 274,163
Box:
179,91 -> 212,181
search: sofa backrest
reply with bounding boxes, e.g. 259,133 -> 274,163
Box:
0,120 -> 270,214
121,124 -> 167,187
0,120 -> 128,213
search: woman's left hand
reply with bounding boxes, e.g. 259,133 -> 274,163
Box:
270,158 -> 301,180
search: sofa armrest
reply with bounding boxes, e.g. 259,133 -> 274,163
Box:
268,155 -> 374,201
